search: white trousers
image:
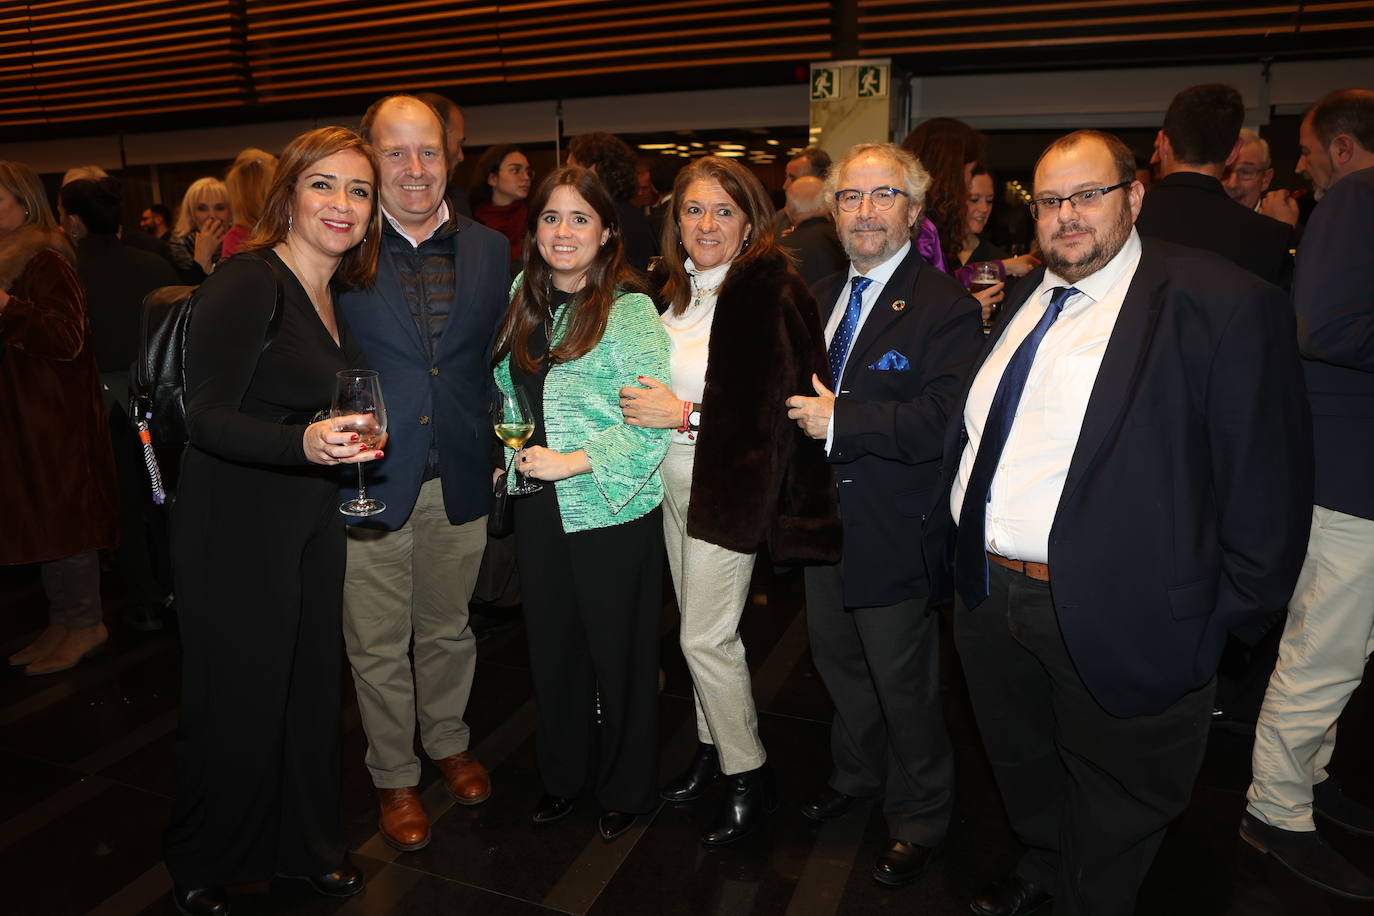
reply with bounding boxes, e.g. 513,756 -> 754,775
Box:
1247,505 -> 1374,830
661,442 -> 766,774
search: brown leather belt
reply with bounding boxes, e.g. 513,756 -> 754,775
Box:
987,552 -> 1051,582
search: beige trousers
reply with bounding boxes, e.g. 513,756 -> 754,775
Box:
342,478 -> 487,788
661,442 -> 766,774
1247,505 -> 1374,830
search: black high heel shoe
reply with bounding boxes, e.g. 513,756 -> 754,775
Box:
172,885 -> 231,916
661,742 -> 720,802
701,763 -> 778,846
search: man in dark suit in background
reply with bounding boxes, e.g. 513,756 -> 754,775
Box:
786,142 -> 982,888
779,175 -> 846,288
929,130 -> 1311,916
1243,88 -> 1374,904
338,94 -> 508,853
57,177 -> 180,637
1136,83 -> 1294,286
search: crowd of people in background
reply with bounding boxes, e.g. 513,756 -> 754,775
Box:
3,81 -> 1374,916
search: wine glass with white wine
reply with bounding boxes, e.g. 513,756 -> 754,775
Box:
332,369 -> 387,516
492,388 -> 542,496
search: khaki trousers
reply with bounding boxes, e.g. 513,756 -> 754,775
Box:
661,442 -> 765,774
1248,505 -> 1374,830
343,478 -> 487,788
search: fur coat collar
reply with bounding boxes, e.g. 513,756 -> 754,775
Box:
0,225 -> 74,291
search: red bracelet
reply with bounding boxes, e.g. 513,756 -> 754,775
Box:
677,400 -> 691,432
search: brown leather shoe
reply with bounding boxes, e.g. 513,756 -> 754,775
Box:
435,751 -> 491,804
377,787 -> 430,851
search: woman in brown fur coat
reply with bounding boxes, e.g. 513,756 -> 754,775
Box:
620,156 -> 839,846
0,160 -> 118,675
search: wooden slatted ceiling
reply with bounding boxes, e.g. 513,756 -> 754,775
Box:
1,1 -> 1371,134
857,0 -> 1374,58
243,0 -> 831,100
0,0 -> 246,126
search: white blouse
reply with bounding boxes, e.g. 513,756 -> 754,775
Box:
660,257 -> 731,446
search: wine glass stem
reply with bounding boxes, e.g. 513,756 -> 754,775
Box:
357,464 -> 367,502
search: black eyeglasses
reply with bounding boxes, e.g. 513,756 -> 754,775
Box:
1028,181 -> 1131,220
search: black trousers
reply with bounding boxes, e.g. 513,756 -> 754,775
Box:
953,561 -> 1214,916
803,563 -> 954,845
514,486 -> 663,813
108,401 -> 171,609
165,450 -> 345,887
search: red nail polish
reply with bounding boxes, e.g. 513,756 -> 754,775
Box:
350,433 -> 359,441
374,451 -> 384,458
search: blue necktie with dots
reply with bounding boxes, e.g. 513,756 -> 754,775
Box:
828,276 -> 873,386
955,285 -> 1080,610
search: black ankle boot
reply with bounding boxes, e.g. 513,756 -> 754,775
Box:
662,742 -> 720,802
172,886 -> 231,916
701,763 -> 778,846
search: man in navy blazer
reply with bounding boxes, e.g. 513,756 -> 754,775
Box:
926,130 -> 1311,916
786,142 -> 982,888
337,95 -> 508,852
1243,89 -> 1374,903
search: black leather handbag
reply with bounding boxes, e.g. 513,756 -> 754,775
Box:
487,457 -> 515,538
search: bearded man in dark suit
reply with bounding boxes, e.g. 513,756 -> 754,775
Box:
928,129 -> 1312,916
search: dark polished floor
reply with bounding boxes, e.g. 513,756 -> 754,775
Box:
3,557 -> 1374,916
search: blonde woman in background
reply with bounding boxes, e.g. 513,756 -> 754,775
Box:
221,148 -> 278,259
170,176 -> 230,283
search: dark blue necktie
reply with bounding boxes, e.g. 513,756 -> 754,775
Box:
828,276 -> 873,385
955,285 -> 1079,610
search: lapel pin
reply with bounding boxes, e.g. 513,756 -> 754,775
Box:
891,299 -> 907,311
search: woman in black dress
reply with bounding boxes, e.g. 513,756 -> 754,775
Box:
166,126 -> 384,916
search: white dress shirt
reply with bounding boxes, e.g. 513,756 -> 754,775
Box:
382,201 -> 450,249
950,229 -> 1143,563
661,257 -> 731,446
823,241 -> 910,451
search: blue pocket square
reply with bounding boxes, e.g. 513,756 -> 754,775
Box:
868,349 -> 910,371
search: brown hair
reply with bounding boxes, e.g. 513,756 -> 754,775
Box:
226,148 -> 278,231
1033,129 -> 1138,185
659,155 -> 780,315
0,160 -> 59,233
1309,88 -> 1374,153
242,126 -> 383,290
568,132 -> 637,201
496,167 -> 636,373
901,118 -> 986,266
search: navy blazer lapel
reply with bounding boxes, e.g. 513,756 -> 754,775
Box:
437,217 -> 491,355
815,271 -> 848,326
845,246 -> 923,374
1058,245 -> 1167,506
374,244 -> 427,356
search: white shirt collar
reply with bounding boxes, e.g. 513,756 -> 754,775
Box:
846,240 -> 910,287
382,200 -> 450,248
1038,229 -> 1142,306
